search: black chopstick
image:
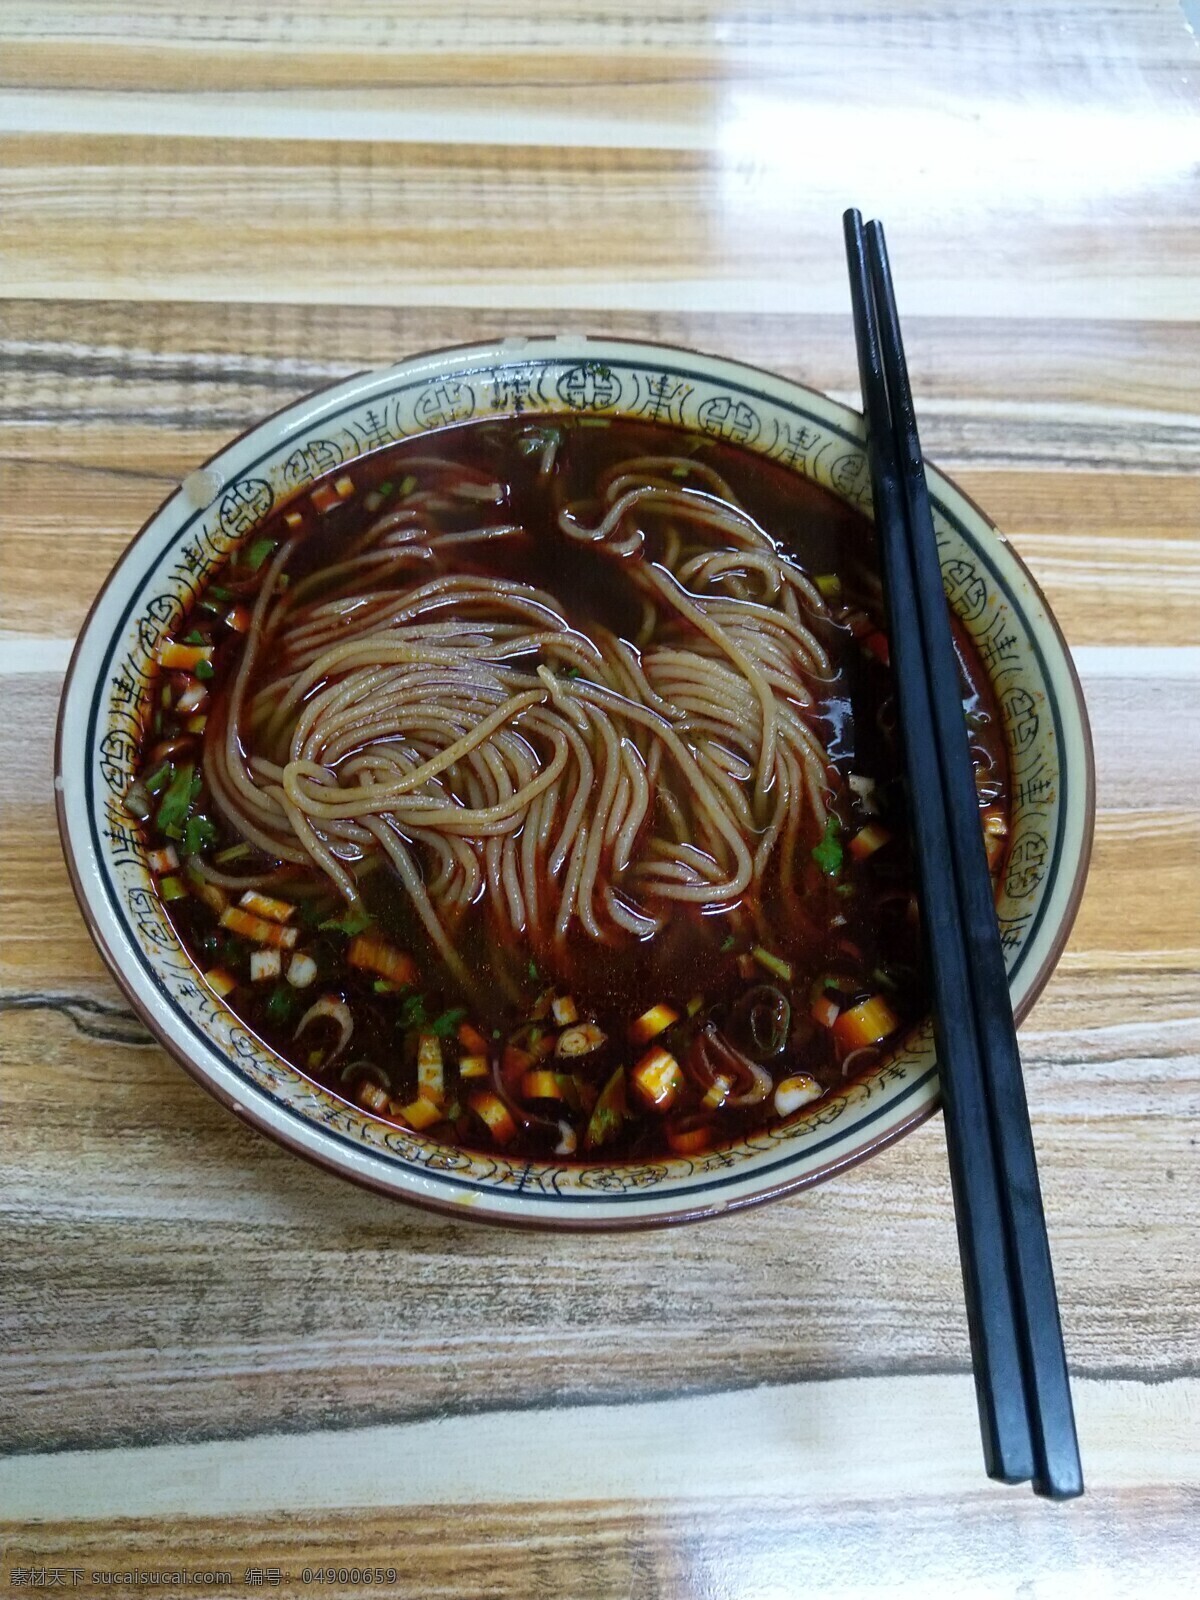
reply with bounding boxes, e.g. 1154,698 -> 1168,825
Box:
843,210 -> 1083,1498
862,219 -> 1083,1500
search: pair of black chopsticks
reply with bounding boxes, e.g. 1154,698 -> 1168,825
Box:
843,211 -> 1082,1500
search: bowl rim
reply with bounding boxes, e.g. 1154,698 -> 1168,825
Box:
55,335 -> 1095,1229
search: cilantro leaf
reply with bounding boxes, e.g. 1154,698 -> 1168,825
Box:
811,816 -> 844,877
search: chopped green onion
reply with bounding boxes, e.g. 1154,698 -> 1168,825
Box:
181,814 -> 218,857
397,993 -> 429,1030
184,629 -> 206,646
264,984 -> 297,1027
377,480 -> 394,496
156,762 -> 197,839
245,537 -> 276,572
752,945 -> 794,983
811,816 -> 844,877
144,759 -> 172,796
195,659 -> 215,681
318,905 -> 374,937
208,584 -> 233,602
214,841 -> 251,864
815,573 -> 842,600
159,874 -> 187,902
431,1006 -> 467,1038
720,933 -> 736,953
527,959 -> 539,980
399,474 -> 417,497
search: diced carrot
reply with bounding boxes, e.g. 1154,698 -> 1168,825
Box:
667,1124 -> 712,1156
551,994 -> 579,1027
521,1070 -> 568,1102
811,995 -> 841,1030
458,1054 -> 489,1080
417,1032 -> 444,1103
398,1095 -> 443,1131
205,966 -> 236,998
238,890 -> 296,924
848,823 -> 891,861
219,906 -> 299,948
629,1004 -> 679,1046
469,1090 -> 518,1145
832,995 -> 899,1050
346,934 -> 417,987
631,1046 -> 684,1113
457,1021 -> 490,1055
863,630 -> 890,665
159,640 -> 213,671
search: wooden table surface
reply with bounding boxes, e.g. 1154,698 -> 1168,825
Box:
2,3 -> 1199,1595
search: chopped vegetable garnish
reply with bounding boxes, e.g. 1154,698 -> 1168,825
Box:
215,843 -> 252,865
155,762 -> 197,839
238,889 -> 296,924
295,993 -> 353,1060
811,995 -> 840,1030
555,1023 -> 607,1058
458,1054 -> 489,1080
181,814 -> 219,857
458,1021 -> 490,1055
584,1067 -> 626,1150
184,862 -> 228,914
848,823 -> 891,861
720,933 -> 736,952
147,845 -> 179,875
334,475 -> 355,499
245,537 -> 277,571
863,630 -> 890,664
208,585 -> 232,602
431,1006 -> 467,1039
219,906 -> 299,948
811,816 -> 844,877
521,1070 -> 569,1102
399,474 -> 417,497
469,1090 -> 518,1145
284,510 -> 304,529
774,1074 -> 823,1116
551,995 -> 579,1027
347,933 -> 417,987
205,967 -> 237,998
264,984 -> 296,1026
752,946 -> 793,983
701,1073 -> 733,1110
631,1046 -> 684,1113
398,1095 -> 442,1131
686,995 -> 704,1018
397,993 -> 429,1030
318,904 -> 374,937
417,1032 -> 444,1102
159,640 -> 213,671
666,1124 -> 712,1156
195,659 -> 215,681
358,1080 -> 391,1114
815,573 -> 842,600
287,952 -> 318,989
144,760 -> 172,796
185,713 -> 208,735
832,995 -> 899,1049
630,1004 -> 679,1046
159,874 -> 188,902
250,948 -> 282,983
226,604 -> 252,633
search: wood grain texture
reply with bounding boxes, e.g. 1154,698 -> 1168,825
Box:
2,0 -> 1199,1590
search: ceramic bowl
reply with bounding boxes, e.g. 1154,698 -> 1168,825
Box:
56,338 -> 1094,1228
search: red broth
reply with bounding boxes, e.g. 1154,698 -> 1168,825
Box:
128,416 -> 1009,1162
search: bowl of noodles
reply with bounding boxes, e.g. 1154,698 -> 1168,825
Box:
56,338 -> 1093,1227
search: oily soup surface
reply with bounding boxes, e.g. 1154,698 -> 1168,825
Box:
129,417 -> 1009,1162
